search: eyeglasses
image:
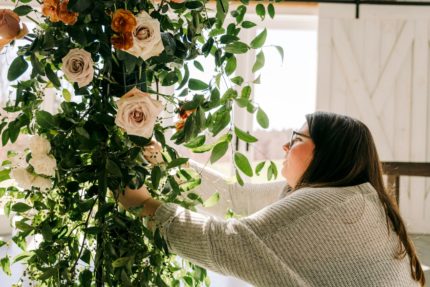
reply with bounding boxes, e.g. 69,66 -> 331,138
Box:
283,130 -> 311,150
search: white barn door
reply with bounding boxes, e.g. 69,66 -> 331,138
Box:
317,4 -> 430,233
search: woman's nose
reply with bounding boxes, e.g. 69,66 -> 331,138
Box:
283,143 -> 290,152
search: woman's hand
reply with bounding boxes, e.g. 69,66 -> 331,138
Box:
117,185 -> 161,217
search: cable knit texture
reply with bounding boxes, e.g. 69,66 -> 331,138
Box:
154,176 -> 419,286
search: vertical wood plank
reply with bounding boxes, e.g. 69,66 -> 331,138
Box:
364,19 -> 380,93
409,20 -> 428,232
379,20 -> 399,153
395,48 -> 412,220
316,18 -> 332,111
332,45 -> 347,114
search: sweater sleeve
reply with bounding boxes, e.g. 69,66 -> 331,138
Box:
153,202 -> 289,285
189,160 -> 287,217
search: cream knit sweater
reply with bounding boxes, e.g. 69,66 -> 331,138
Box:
153,166 -> 418,286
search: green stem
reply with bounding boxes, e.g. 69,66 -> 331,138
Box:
25,15 -> 43,28
95,154 -> 107,287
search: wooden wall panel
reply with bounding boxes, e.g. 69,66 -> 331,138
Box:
318,4 -> 430,233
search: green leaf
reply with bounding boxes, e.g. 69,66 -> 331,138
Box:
0,169 -> 10,182
0,241 -> 6,248
13,252 -> 32,264
255,161 -> 266,176
36,111 -> 57,130
162,71 -> 179,86
225,42 -> 249,54
80,249 -> 91,264
250,29 -> 267,49
112,256 -> 132,268
15,220 -> 33,231
225,56 -> 237,76
256,107 -> 269,129
234,126 -> 257,143
193,61 -> 204,72
256,3 -> 265,20
231,76 -> 244,86
274,45 -> 285,63
184,135 -> 206,148
1,129 -> 9,146
252,50 -> 265,73
220,34 -> 239,44
62,89 -> 72,102
242,21 -> 256,29
270,161 -> 278,179
216,0 -> 229,26
202,192 -> 220,207
76,127 -> 90,139
7,56 -> 28,81
45,64 -> 61,88
268,3 -> 275,18
11,202 -> 32,213
167,158 -> 189,169
0,256 -> 11,276
210,141 -> 229,163
234,152 -> 253,177
38,267 -> 57,280
106,159 -> 122,178
14,5 -> 32,16
188,78 -> 209,90
151,166 -> 162,190
241,85 -> 251,99
235,169 -> 244,186
68,0 -> 92,12
4,201 -> 11,218
79,270 -> 92,287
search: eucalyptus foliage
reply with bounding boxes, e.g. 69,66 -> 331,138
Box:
0,0 -> 282,286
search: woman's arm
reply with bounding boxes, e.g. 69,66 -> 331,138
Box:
152,199 -> 293,287
189,160 -> 287,217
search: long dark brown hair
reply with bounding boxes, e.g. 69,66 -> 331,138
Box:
295,111 -> 425,286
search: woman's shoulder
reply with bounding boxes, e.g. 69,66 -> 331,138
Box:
272,182 -> 376,216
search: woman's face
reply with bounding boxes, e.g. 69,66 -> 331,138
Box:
281,123 -> 315,188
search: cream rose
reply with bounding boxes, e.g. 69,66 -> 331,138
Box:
115,87 -> 163,138
32,176 -> 52,191
10,168 -> 35,190
61,48 -> 94,88
143,140 -> 164,165
30,135 -> 51,156
30,155 -> 57,177
126,11 -> 164,60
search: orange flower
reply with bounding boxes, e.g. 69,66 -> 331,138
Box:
58,0 -> 78,25
111,32 -> 134,50
175,119 -> 185,131
0,9 -> 28,51
179,108 -> 195,119
42,0 -> 61,22
111,9 -> 137,34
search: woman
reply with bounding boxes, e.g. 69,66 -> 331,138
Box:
119,112 -> 426,287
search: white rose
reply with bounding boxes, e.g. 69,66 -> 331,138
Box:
32,176 -> 52,191
126,11 -> 164,60
62,48 -> 94,88
115,87 -> 163,138
10,153 -> 27,168
29,135 -> 51,156
30,155 -> 57,177
143,140 -> 164,165
10,168 -> 35,190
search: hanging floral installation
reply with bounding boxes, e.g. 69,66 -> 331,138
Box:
0,0 -> 282,286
